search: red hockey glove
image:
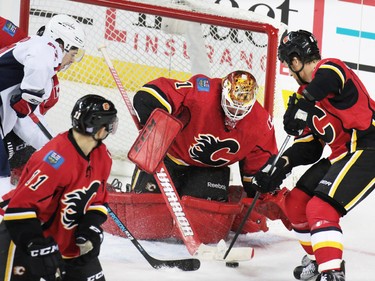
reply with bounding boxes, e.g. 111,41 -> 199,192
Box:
26,236 -> 65,281
10,89 -> 44,118
39,75 -> 60,115
252,155 -> 292,194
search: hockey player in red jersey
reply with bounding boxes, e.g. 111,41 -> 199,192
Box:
132,70 -> 277,199
253,30 -> 375,281
125,70 -> 292,241
0,94 -> 118,281
0,14 -> 85,197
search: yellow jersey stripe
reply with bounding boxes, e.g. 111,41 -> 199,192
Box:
140,86 -> 172,113
320,65 -> 345,89
329,150 -> 362,197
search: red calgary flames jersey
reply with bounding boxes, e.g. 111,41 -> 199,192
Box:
4,130 -> 111,258
135,74 -> 277,176
298,58 -> 375,161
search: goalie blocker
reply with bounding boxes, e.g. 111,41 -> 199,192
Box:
128,108 -> 183,174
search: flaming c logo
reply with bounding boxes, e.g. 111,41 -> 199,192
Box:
189,134 -> 239,166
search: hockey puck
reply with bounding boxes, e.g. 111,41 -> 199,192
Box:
225,262 -> 239,268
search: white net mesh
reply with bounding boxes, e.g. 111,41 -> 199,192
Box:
26,0 -> 284,176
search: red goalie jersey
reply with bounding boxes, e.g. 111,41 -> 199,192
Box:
0,16 -> 27,49
134,74 -> 278,179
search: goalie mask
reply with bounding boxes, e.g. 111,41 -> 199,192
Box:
43,14 -> 85,62
71,94 -> 118,137
221,71 -> 258,129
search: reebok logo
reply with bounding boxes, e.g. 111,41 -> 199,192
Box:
207,182 -> 226,190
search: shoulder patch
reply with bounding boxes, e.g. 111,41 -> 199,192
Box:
43,150 -> 65,169
196,77 -> 210,92
3,20 -> 18,37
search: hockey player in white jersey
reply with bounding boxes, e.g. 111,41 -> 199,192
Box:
0,14 -> 85,197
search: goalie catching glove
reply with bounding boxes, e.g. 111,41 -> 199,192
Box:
26,236 -> 65,281
252,155 -> 292,193
283,93 -> 315,136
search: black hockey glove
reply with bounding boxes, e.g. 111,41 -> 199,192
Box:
75,223 -> 104,263
283,93 -> 313,136
252,155 -> 292,194
26,236 -> 65,281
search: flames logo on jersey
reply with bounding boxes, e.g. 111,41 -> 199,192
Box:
189,134 -> 239,166
307,105 -> 336,144
61,181 -> 100,229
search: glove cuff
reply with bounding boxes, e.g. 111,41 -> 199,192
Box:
27,236 -> 59,257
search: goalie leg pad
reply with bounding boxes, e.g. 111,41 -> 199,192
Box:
256,187 -> 292,230
231,198 -> 269,234
171,196 -> 243,244
102,192 -> 174,240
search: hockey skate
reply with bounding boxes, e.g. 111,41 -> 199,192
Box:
293,255 -> 319,280
316,261 -> 345,281
316,270 -> 345,281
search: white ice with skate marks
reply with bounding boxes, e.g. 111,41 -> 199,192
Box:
101,171 -> 375,281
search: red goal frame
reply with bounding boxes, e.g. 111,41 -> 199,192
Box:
19,0 -> 280,116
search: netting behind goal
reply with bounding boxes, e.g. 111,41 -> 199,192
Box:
20,0 -> 284,177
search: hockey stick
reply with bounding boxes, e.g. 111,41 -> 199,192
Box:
28,110 -> 200,271
223,134 -> 291,260
98,45 -> 201,254
29,113 -> 53,140
98,45 -> 254,262
107,205 -> 200,271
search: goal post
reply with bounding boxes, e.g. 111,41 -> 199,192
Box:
19,0 -> 285,177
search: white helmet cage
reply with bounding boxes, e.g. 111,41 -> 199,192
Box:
43,14 -> 85,61
221,70 -> 258,122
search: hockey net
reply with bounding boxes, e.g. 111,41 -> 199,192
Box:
20,0 -> 285,177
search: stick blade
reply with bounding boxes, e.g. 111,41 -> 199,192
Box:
195,242 -> 254,262
153,258 -> 201,271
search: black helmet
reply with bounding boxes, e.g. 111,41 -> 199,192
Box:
71,94 -> 118,136
278,30 -> 321,64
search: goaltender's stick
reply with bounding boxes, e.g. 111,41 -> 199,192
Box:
99,45 -> 254,262
29,110 -> 200,271
98,45 -> 201,255
223,134 -> 291,260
